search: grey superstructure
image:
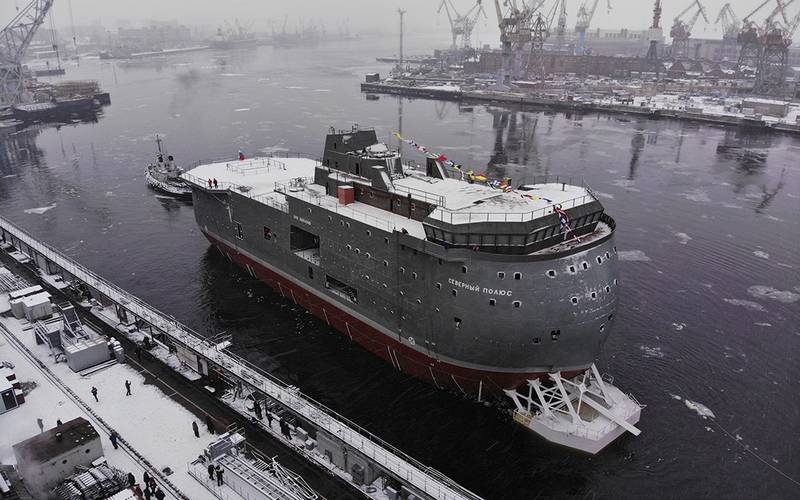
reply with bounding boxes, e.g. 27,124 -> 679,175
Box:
183,126 -> 620,399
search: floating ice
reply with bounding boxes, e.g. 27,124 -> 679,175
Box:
723,298 -> 766,312
595,191 -> 615,199
674,232 -> 692,245
640,345 -> 665,358
684,399 -> 716,419
234,108 -> 251,112
753,250 -> 770,259
617,250 -> 651,262
285,85 -> 306,89
24,203 -> 56,215
679,189 -> 711,203
313,88 -> 330,92
754,322 -> 772,327
672,322 -> 686,331
220,73 -> 246,77
747,285 -> 800,304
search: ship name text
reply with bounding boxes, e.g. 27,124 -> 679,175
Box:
293,215 -> 312,225
448,278 -> 512,296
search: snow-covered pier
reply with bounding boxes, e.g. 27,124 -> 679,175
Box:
0,216 -> 483,500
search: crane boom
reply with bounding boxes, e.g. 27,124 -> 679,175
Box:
743,0 -> 772,23
0,0 -> 54,63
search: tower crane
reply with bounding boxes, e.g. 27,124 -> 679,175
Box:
669,0 -> 709,60
438,0 -> 487,51
492,0 -> 536,88
1,0 -> 54,106
715,3 -> 739,60
574,0 -> 611,56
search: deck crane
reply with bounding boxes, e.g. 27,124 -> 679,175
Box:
669,0 -> 709,60
437,0 -> 487,50
574,0 -> 610,56
715,3 -> 740,60
1,0 -> 54,107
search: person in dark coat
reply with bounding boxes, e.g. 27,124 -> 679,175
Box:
207,463 -> 215,480
266,411 -> 273,428
143,487 -> 152,500
253,400 -> 262,420
215,465 -> 224,486
127,472 -> 136,487
205,414 -> 215,434
192,421 -> 200,438
125,380 -> 132,396
110,431 -> 119,450
91,386 -> 99,402
143,471 -> 150,486
37,418 -> 44,432
56,418 -> 63,426
154,488 -> 165,500
133,485 -> 143,497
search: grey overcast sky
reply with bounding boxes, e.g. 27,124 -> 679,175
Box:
2,1 -> 791,41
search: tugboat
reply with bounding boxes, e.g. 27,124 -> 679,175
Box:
144,135 -> 192,200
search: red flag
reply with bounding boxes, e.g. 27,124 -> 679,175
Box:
437,154 -> 447,162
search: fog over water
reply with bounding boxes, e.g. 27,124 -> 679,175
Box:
1,22 -> 799,500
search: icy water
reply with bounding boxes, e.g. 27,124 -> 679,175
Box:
1,38 -> 799,499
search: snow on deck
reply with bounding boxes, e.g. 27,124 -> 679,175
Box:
183,156 -> 319,198
0,311 -> 218,499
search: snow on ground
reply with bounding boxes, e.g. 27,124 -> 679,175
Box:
0,310 -> 217,500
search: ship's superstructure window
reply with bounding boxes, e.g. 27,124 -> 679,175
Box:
263,226 -> 272,240
462,266 -> 468,274
366,230 -> 371,236
234,222 -> 243,239
308,266 -> 314,279
497,272 -> 505,279
513,301 -> 521,308
582,262 -> 589,270
597,256 -> 603,264
365,252 -> 371,259
400,267 -> 405,274
454,317 -> 462,329
489,299 -> 496,306
533,337 -> 541,345
355,248 -> 360,254
547,270 -> 556,277
551,329 -> 561,341
383,260 -> 388,267
606,251 -> 611,259
514,272 -> 522,280
569,265 -> 576,274
384,237 -> 389,244
605,285 -> 611,293
591,292 -> 597,299
325,274 -> 357,303
327,215 -> 332,221
290,225 -> 320,265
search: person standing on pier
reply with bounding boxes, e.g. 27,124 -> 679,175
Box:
143,471 -> 150,486
36,418 -> 44,432
266,411 -> 273,428
153,487 -> 165,500
207,463 -> 215,481
192,421 -> 200,438
125,380 -> 132,396
110,431 -> 119,450
91,386 -> 99,402
253,400 -> 262,420
215,465 -> 224,487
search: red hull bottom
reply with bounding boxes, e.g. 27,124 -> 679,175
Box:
204,232 -> 584,399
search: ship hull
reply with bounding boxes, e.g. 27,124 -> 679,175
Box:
203,229 -> 587,398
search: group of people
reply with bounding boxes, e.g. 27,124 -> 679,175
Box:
206,178 -> 219,188
207,463 -> 225,487
127,470 -> 166,500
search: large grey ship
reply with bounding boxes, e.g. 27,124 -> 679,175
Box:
183,126 -> 620,401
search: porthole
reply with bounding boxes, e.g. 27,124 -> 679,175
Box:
605,252 -> 610,259
451,289 -> 458,297
355,248 -> 360,254
307,208 -> 312,214
591,292 -> 597,299
489,299 -> 496,306
605,286 -> 611,293
435,282 -> 442,289
454,317 -> 462,329
613,246 -> 617,253
569,265 -> 576,274
340,220 -> 345,226
383,283 -> 387,288
596,256 -> 603,264
614,278 -> 619,285
571,297 -> 578,305
327,215 -> 332,221
365,252 -> 371,259
582,262 -> 589,270
346,244 -> 352,250
366,230 -> 371,236
533,337 -> 541,345
383,260 -> 389,267
399,291 -> 405,296
498,272 -> 505,279
412,272 -> 418,279
416,298 -> 422,304
462,266 -> 468,274
364,275 -> 370,281
608,314 -> 614,321
400,267 -> 405,274
384,237 -> 389,244
599,324 -> 606,333
513,301 -> 521,308
547,270 -> 556,278
514,272 -> 522,280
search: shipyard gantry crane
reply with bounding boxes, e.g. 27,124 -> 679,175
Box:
437,0 -> 487,51
1,0 -> 54,106
753,0 -> 799,96
715,3 -> 740,61
669,0 -> 709,60
574,0 -> 604,56
492,0 -> 535,88
645,1 -> 663,73
736,0 -> 773,75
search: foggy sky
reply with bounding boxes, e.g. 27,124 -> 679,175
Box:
2,1 -> 785,42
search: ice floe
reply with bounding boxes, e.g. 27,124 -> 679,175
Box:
722,298 -> 766,311
684,399 -> 716,419
674,232 -> 692,245
617,250 -> 651,262
24,203 -> 56,215
234,108 -> 251,112
753,250 -> 770,259
747,285 -> 800,304
679,189 -> 711,203
640,345 -> 665,358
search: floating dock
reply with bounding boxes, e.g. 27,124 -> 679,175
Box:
0,215 -> 483,500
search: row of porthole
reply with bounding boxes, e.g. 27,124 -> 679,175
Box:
570,280 -> 618,305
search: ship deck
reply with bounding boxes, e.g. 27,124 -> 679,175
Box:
183,156 -> 319,197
